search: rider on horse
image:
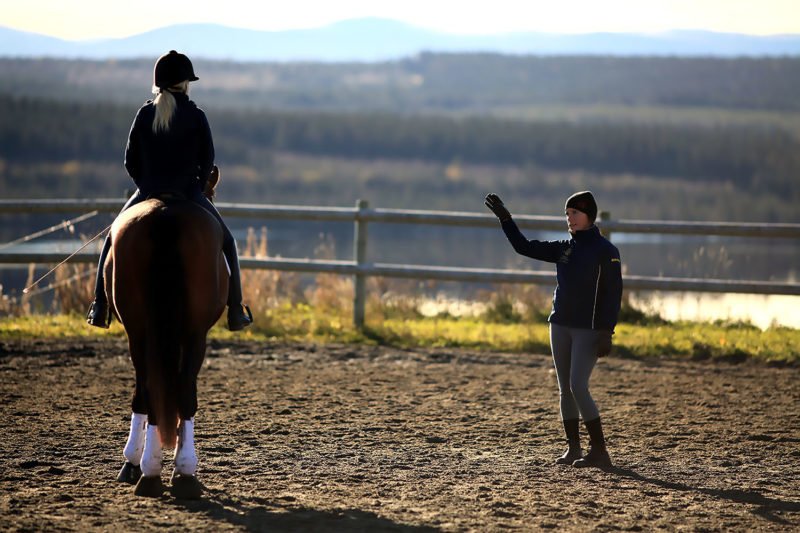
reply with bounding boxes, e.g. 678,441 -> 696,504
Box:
86,50 -> 252,331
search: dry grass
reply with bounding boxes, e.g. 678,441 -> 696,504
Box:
1,262 -> 95,317
303,233 -> 353,313
52,263 -> 95,315
239,226 -> 301,318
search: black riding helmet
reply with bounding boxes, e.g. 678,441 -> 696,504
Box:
153,50 -> 199,89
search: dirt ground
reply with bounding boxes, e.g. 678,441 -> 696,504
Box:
0,338 -> 798,532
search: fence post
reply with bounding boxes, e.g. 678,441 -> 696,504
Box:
599,210 -> 611,241
353,199 -> 368,329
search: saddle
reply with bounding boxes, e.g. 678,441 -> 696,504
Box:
145,191 -> 188,203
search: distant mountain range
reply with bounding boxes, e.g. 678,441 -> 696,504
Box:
2,18 -> 800,61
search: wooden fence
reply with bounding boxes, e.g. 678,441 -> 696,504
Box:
1,198 -> 799,327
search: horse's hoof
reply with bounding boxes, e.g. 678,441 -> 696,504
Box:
170,474 -> 203,500
134,475 -> 165,498
116,461 -> 142,484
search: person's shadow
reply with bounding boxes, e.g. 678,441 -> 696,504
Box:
169,487 -> 440,532
607,465 -> 800,525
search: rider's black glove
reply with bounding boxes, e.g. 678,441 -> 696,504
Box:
484,193 -> 512,222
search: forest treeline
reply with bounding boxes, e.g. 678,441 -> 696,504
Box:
1,53 -> 799,112
2,54 -> 799,228
2,95 -> 798,202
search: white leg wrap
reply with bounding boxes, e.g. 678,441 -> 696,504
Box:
122,413 -> 147,465
174,418 -> 198,476
140,423 -> 163,477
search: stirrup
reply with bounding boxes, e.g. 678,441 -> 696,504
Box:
227,303 -> 253,331
86,301 -> 110,329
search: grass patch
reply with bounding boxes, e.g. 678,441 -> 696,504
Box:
1,308 -> 798,365
0,313 -> 126,339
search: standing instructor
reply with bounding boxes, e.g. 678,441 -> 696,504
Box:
485,191 -> 622,467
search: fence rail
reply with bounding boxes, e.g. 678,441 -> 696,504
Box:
2,198 -> 799,327
2,198 -> 800,237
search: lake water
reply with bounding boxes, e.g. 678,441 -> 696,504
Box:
628,292 -> 800,330
411,291 -> 799,330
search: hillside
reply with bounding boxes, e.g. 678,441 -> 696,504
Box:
3,19 -> 800,61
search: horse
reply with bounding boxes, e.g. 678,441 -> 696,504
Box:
106,168 -> 228,498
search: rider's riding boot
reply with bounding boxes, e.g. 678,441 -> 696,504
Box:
86,299 -> 110,329
86,236 -> 112,329
573,417 -> 612,468
223,241 -> 252,331
555,418 -> 583,465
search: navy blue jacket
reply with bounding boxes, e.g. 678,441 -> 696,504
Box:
501,219 -> 623,332
124,92 -> 214,196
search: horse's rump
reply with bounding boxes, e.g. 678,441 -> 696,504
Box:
106,198 -> 228,447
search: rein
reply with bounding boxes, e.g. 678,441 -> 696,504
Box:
23,223 -> 112,294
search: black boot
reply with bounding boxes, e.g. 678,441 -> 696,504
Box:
86,299 -> 110,329
573,417 -> 612,468
224,242 -> 252,331
87,235 -> 112,329
556,418 -> 582,464
228,303 -> 253,332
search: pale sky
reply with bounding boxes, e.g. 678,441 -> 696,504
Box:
3,0 -> 799,40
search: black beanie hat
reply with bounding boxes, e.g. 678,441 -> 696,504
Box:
565,191 -> 598,223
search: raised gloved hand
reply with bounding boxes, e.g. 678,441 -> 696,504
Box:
596,331 -> 613,358
485,193 -> 512,222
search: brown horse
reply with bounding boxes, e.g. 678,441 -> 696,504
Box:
106,170 -> 227,498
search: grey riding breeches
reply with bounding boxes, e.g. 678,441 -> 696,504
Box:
549,323 -> 603,421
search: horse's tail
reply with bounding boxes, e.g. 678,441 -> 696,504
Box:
145,206 -> 184,449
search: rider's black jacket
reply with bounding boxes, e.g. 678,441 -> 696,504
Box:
500,220 -> 623,332
124,92 -> 214,196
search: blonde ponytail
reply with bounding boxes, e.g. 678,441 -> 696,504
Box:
152,81 -> 189,134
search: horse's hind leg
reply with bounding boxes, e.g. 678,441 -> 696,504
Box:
174,334 -> 206,477
125,337 -> 165,497
170,417 -> 202,499
134,422 -> 165,498
139,422 -> 163,477
117,412 -> 146,484
118,339 -> 148,484
174,417 -> 198,478
171,335 -> 205,499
